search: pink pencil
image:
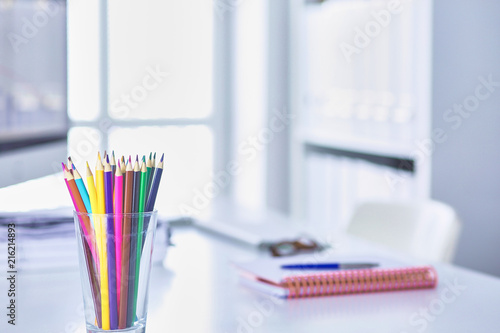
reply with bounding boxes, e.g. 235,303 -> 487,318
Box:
114,160 -> 124,308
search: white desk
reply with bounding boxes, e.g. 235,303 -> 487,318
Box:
1,177 -> 500,332
1,226 -> 500,333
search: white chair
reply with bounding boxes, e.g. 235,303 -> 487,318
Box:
346,200 -> 461,263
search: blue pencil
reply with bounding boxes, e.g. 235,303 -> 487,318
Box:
72,165 -> 93,228
72,165 -> 92,210
140,154 -> 164,255
145,153 -> 164,212
104,157 -> 118,329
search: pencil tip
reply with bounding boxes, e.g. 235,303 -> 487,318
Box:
136,155 -> 139,162
117,160 -> 121,169
129,155 -> 132,164
97,152 -> 101,159
112,150 -> 115,157
106,155 -> 110,164
61,162 -> 66,171
142,155 -> 146,162
68,156 -> 72,162
149,152 -> 152,160
160,153 -> 164,162
72,164 -> 76,170
86,161 -> 89,168
153,152 -> 156,159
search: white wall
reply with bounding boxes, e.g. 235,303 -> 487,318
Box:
431,0 -> 500,276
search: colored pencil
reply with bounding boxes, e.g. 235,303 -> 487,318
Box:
114,161 -> 124,316
67,157 -> 74,175
119,157 -> 133,329
73,165 -> 92,214
104,157 -> 118,329
96,153 -> 110,330
133,159 -> 148,309
140,154 -> 163,254
63,163 -> 102,326
63,167 -> 93,248
86,162 -> 98,228
120,156 -> 126,206
120,156 -> 126,174
63,163 -> 78,213
110,151 -> 116,190
127,157 -> 141,327
145,153 -> 153,201
72,162 -> 100,271
145,153 -> 164,212
150,153 -> 156,192
78,221 -> 102,328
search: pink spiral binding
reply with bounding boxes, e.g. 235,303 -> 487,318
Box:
282,266 -> 438,299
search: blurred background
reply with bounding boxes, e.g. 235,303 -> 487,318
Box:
1,0 -> 500,276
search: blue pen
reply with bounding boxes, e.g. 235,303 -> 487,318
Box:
281,263 -> 379,270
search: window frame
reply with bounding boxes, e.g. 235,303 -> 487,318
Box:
68,0 -> 233,199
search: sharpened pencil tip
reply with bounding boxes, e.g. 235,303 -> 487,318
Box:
61,162 -> 66,171
117,160 -> 121,169
112,150 -> 115,157
142,155 -> 146,162
129,155 -> 132,164
106,155 -> 110,164
136,155 -> 139,162
149,152 -> 152,160
97,152 -> 101,160
160,153 -> 164,162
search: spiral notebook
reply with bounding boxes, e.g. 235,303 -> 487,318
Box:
234,255 -> 438,298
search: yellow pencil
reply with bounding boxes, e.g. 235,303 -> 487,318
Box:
86,162 -> 98,227
85,161 -> 100,275
96,152 -> 110,330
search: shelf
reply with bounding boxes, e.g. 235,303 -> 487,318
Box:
299,128 -> 415,160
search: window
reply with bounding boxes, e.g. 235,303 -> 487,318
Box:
68,0 -> 215,216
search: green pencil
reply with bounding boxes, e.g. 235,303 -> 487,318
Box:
133,157 -> 148,312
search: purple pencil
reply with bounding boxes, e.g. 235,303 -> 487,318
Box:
104,156 -> 118,329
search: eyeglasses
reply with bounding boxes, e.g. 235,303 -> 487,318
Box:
264,237 -> 325,257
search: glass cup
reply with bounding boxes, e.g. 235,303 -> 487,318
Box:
74,211 -> 158,333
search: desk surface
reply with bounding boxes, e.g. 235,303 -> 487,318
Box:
1,176 -> 500,332
1,226 -> 500,333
